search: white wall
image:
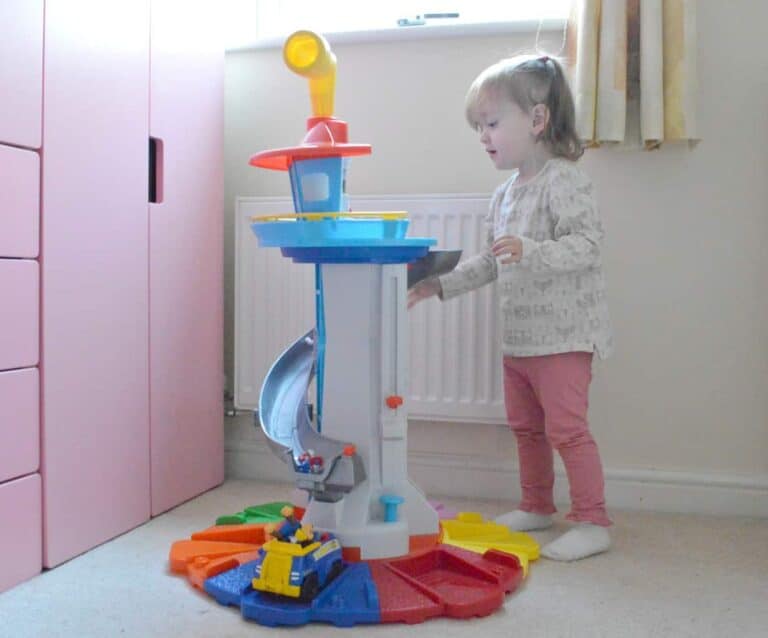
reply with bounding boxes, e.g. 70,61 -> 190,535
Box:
223,2 -> 768,515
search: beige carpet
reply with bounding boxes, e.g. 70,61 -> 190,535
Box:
1,480 -> 765,637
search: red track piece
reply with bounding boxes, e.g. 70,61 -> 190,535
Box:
373,545 -> 524,623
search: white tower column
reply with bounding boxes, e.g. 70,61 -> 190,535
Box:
303,263 -> 439,559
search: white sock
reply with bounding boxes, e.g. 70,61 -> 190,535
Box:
541,523 -> 611,561
495,509 -> 553,531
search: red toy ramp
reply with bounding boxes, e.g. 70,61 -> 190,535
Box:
373,545 -> 524,624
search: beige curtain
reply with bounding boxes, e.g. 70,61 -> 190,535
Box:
566,0 -> 698,149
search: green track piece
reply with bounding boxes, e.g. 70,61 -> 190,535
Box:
215,501 -> 292,526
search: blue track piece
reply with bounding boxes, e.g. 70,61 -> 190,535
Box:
241,592 -> 312,627
236,562 -> 380,627
204,560 -> 258,608
311,563 -> 380,626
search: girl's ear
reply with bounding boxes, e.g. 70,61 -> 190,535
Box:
531,103 -> 550,136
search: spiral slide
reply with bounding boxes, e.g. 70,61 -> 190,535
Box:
257,329 -> 365,503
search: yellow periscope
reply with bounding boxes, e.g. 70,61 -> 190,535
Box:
283,30 -> 337,118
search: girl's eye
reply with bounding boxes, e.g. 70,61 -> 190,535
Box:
487,121 -> 498,128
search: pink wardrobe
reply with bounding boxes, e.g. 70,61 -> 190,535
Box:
0,0 -> 224,593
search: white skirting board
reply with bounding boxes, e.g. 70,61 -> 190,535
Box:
225,431 -> 768,518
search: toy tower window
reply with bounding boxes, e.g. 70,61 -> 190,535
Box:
289,157 -> 348,213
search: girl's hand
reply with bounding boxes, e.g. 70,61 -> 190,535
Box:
492,235 -> 524,264
407,277 -> 442,309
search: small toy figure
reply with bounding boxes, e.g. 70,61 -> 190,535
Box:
293,523 -> 315,547
268,505 -> 302,542
296,449 -> 324,474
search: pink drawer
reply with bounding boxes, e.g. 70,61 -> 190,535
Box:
0,144 -> 40,258
0,368 -> 39,482
0,259 -> 39,370
0,0 -> 44,148
0,473 -> 42,593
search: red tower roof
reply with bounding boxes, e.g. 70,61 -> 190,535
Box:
250,117 -> 371,171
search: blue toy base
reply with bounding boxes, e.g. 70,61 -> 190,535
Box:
281,244 -> 432,263
249,217 -> 436,263
252,218 -> 410,245
205,561 -> 380,627
200,544 -> 524,627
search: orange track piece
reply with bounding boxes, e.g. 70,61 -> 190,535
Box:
171,522 -> 276,591
191,523 -> 270,544
170,523 -> 274,589
187,549 -> 263,589
169,540 -> 261,575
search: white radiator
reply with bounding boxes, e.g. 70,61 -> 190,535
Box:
234,194 -> 506,424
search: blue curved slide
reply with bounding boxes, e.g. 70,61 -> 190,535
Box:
257,329 -> 365,502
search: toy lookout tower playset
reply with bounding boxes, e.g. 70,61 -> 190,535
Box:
170,30 -> 539,627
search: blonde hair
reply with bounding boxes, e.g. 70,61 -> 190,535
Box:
465,55 -> 584,161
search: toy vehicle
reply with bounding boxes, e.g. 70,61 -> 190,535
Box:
251,530 -> 344,601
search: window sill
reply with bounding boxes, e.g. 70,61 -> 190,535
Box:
227,18 -> 567,52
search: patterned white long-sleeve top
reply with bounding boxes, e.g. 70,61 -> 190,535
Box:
438,158 -> 614,359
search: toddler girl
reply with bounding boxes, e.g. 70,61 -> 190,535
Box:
409,54 -> 614,561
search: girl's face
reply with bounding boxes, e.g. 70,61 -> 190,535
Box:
472,91 -> 535,171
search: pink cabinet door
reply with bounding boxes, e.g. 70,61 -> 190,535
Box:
0,474 -> 42,593
41,0 -> 151,567
0,0 -> 43,148
0,259 -> 39,370
148,0 -> 224,515
149,0 -> 224,514
0,144 -> 40,258
0,368 -> 39,483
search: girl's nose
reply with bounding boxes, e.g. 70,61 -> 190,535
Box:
479,129 -> 489,143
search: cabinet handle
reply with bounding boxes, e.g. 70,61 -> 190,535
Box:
149,137 -> 164,203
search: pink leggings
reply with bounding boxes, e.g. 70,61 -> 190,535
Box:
503,352 -> 611,527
